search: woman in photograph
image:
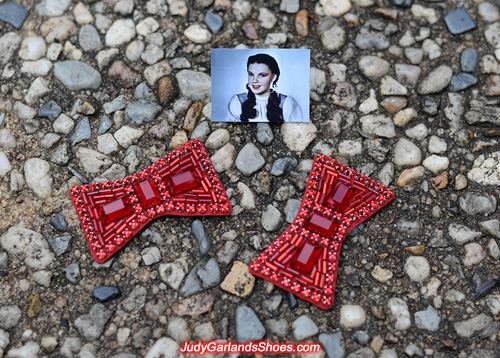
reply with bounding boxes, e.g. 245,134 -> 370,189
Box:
227,53 -> 303,123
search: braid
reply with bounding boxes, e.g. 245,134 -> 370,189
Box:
240,85 -> 256,122
267,90 -> 284,122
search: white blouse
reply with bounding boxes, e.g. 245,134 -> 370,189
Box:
226,92 -> 303,122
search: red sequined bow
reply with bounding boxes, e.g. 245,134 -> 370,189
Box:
249,154 -> 394,309
70,139 -> 232,263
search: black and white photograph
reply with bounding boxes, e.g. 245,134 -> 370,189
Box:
211,49 -> 310,123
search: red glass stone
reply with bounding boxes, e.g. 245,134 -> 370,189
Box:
70,139 -> 232,263
249,154 -> 395,310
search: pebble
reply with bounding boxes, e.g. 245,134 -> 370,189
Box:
359,56 -> 389,80
371,265 -> 393,283
217,241 -> 240,266
380,97 -> 407,114
282,122 -> 317,151
418,65 -> 453,95
175,70 -> 211,101
136,17 -> 159,36
24,158 -> 53,198
394,138 -> 421,166
459,192 -> 497,216
340,305 -> 366,328
0,2 -> 28,29
479,3 -> 500,24
71,117 -> 92,146
92,286 -> 121,302
6,342 -> 40,358
484,75 -> 500,96
103,95 -> 126,115
74,304 -> 114,341
355,21 -> 390,50
422,39 -> 441,60
449,73 -> 477,92
73,2 -> 93,24
180,258 -> 220,297
380,76 -> 408,96
79,25 -> 103,52
320,0 -> 351,17
141,247 -> 161,265
262,204 -> 283,232
40,16 -> 77,44
205,129 -> 230,150
172,293 -> 214,317
158,77 -> 179,106
254,122 -> 274,146
393,108 -> 417,127
238,182 -> 255,209
428,136 -> 447,154
167,317 -> 191,342
144,298 -> 166,320
235,305 -> 266,342
271,158 -> 298,176
184,24 -> 212,44
125,101 -> 161,125
109,61 -> 141,88
144,337 -> 179,358
207,143 -> 235,173
205,11 -> 223,34
170,1 -> 188,16
76,147 -> 112,174
119,286 -> 147,313
395,64 -> 422,88
0,152 -> 11,178
0,129 -> 16,150
463,243 -> 486,267
319,332 -> 345,358
54,61 -> 102,91
242,20 -> 258,40
339,140 -> 362,156
461,48 -> 479,73
126,40 -> 145,62
387,298 -> 411,330
114,126 -> 145,148
25,77 -> 50,105
360,115 -> 396,138
422,155 -> 449,174
347,347 -> 375,358
38,100 -> 62,122
220,261 -> 255,298
454,313 -> 497,338
481,219 -> 500,239
0,305 -> 22,329
476,278 -> 500,298
295,9 -> 309,37
192,220 -> 211,256
19,37 -> 46,61
444,8 -> 476,35
159,258 -> 188,290
359,89 -> 378,114
448,223 -> 481,246
320,23 -> 346,53
141,44 -> 164,65
106,19 -> 136,47
265,33 -> 287,45
47,235 -> 72,256
0,32 -> 21,66
64,263 -> 81,284
49,214 -> 67,232
97,134 -> 119,154
414,306 -> 440,332
235,143 -> 265,175
404,256 -> 430,282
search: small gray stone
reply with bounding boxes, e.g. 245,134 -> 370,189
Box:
459,192 -> 497,216
292,315 -> 319,340
235,143 -> 265,175
355,21 -> 390,50
454,313 -> 500,338
461,48 -> 479,73
175,70 -> 211,101
191,121 -> 210,141
50,142 -> 70,165
97,115 -> 113,135
103,95 -> 126,114
48,235 -> 72,255
134,83 -> 156,102
449,73 -> 477,92
180,258 -> 220,297
319,332 -> 345,358
284,199 -> 301,223
0,305 -> 22,329
217,241 -> 240,266
321,22 -> 346,53
141,247 -> 161,266
74,304 -> 113,341
351,331 -> 370,345
444,8 -> 476,35
0,32 -> 21,66
270,158 -> 298,176
346,347 -> 375,358
79,24 -> 103,52
141,44 -> 164,65
480,219 -> 500,239
256,122 -> 274,145
54,61 -> 102,91
414,306 -> 440,331
204,11 -> 223,34
71,117 -> 91,146
448,223 -> 481,244
0,2 -> 28,29
192,220 -> 211,256
262,204 -> 283,232
64,263 -> 81,284
119,286 -> 147,313
236,305 -> 266,342
1,226 -> 54,269
125,100 -> 162,125
418,65 -> 453,95
38,100 -> 62,121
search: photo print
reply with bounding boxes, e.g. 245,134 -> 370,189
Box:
211,48 -> 310,123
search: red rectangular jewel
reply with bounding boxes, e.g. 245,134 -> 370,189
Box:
167,170 -> 199,195
136,180 -> 161,208
102,198 -> 131,224
294,242 -> 322,275
307,213 -> 337,237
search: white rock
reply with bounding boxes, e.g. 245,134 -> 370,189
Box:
258,7 -> 277,29
19,37 -> 46,61
380,349 -> 398,358
145,337 -> 180,358
0,329 -> 9,357
414,306 -> 441,332
388,298 -> 411,330
479,3 -> 500,24
167,317 -> 191,342
411,4 -> 440,24
448,223 -> 481,245
95,14 -> 112,31
394,138 -> 421,166
184,25 -> 211,44
380,76 -> 408,96
114,0 -> 134,15
114,126 -> 145,148
159,258 -> 188,290
265,33 -> 287,45
13,101 -> 36,120
359,56 -> 390,80
126,40 -> 145,62
0,151 -> 12,178
25,77 -> 50,105
205,129 -> 230,150
360,115 -> 396,138
25,158 -> 52,198
371,265 -> 393,283
144,60 -> 172,86
282,122 -> 317,152
404,256 -> 430,282
141,247 -> 161,266
463,243 -> 486,267
422,39 -> 441,60
211,143 -> 236,172
310,67 -> 326,101
1,226 -> 54,269
238,182 -> 255,209
53,114 -> 74,134
405,123 -> 428,141
292,316 -> 319,340
6,341 -> 40,358
468,151 -> 500,185
328,63 -> 347,83
399,30 -> 415,47
428,136 -> 447,154
421,277 -> 441,298
359,88 -> 378,114
40,16 -> 77,43
21,59 -> 53,75
194,322 -> 216,341
340,305 -> 366,328
170,1 -> 188,16
488,239 -> 500,259
33,270 -> 52,288
319,0 -> 351,17
393,108 -> 417,127
97,134 -> 119,154
73,2 -> 94,24
106,19 -> 136,47
232,0 -> 252,21
136,17 -> 160,36
338,140 -> 362,156
76,147 -> 112,174
46,42 -> 63,61
445,289 -> 465,302
96,48 -> 119,70
422,155 -> 449,174
486,294 -> 500,315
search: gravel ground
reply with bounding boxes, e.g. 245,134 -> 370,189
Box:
1,0 -> 500,357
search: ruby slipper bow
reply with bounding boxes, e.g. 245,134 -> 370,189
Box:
249,154 -> 394,309
70,139 -> 232,263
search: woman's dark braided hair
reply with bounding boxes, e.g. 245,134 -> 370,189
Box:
241,54 -> 284,123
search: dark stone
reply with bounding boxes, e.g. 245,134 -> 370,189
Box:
449,73 -> 477,92
421,97 -> 440,116
97,115 -> 113,135
50,214 -> 67,232
270,158 -> 298,176
204,11 -> 223,34
0,2 -> 28,29
93,286 -> 122,302
47,235 -> 72,256
475,279 -> 500,298
68,165 -> 90,184
60,318 -> 70,331
192,220 -> 211,256
389,0 -> 413,8
461,48 -> 479,73
38,100 -> 62,121
70,117 -> 92,146
285,291 -> 298,310
351,330 -> 370,345
444,8 -> 476,35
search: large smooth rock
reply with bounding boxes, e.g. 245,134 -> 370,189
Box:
54,61 -> 102,90
175,70 -> 211,101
